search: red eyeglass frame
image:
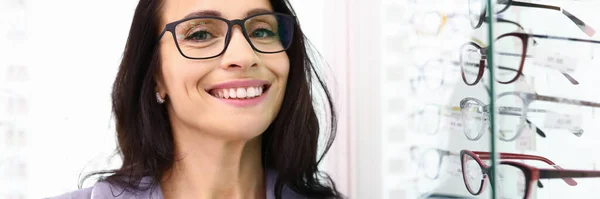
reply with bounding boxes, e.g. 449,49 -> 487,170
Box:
460,150 -> 600,199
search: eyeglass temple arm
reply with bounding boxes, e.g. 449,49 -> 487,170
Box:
531,33 -> 600,85
499,110 -> 547,138
561,73 -> 580,85
484,17 -> 524,31
464,52 -> 578,85
496,53 -> 579,85
499,105 -> 583,138
474,151 -> 578,186
534,94 -> 600,108
539,169 -> 600,184
510,1 -> 595,37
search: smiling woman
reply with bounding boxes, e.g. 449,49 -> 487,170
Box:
46,0 -> 341,199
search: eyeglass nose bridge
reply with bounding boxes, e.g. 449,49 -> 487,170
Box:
221,19 -> 255,54
479,48 -> 488,59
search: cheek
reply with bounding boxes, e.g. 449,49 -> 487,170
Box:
270,53 -> 290,84
264,54 -> 290,106
159,45 -> 214,102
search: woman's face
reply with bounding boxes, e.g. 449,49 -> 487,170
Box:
157,0 -> 289,140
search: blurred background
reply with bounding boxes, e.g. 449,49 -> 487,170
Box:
3,0 -> 600,198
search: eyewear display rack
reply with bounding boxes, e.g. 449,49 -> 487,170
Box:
382,0 -> 600,198
1,0 -> 30,199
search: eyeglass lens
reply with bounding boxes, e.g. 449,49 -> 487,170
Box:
460,100 -> 486,140
462,153 -> 486,194
494,35 -> 525,83
460,34 -> 526,85
497,164 -> 527,199
496,94 -> 527,141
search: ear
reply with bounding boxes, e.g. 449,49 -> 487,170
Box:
154,69 -> 167,99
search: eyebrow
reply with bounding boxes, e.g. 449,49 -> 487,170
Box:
182,8 -> 273,20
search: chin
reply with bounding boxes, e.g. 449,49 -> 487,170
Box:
211,121 -> 271,141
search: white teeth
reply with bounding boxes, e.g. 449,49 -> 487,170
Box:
247,87 -> 256,97
229,88 -> 237,98
223,89 -> 229,99
236,88 -> 246,98
211,86 -> 266,99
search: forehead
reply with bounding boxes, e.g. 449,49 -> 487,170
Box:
161,0 -> 274,23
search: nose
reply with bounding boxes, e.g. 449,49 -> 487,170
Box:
220,26 -> 258,70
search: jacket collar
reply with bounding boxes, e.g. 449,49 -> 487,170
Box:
90,169 -> 305,199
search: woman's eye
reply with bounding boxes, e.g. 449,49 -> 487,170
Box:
185,30 -> 213,41
250,28 -> 276,38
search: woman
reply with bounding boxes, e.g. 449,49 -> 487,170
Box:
48,0 -> 341,198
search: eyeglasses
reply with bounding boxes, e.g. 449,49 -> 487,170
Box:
0,91 -> 27,120
409,58 -> 461,93
0,156 -> 27,180
459,91 -> 596,141
469,0 -> 596,37
408,12 -> 470,37
459,97 -> 547,141
157,12 -> 295,59
461,150 -> 577,186
409,11 -> 528,38
459,32 -> 600,86
410,146 -> 460,180
460,150 -> 600,199
3,64 -> 29,83
407,105 -> 462,135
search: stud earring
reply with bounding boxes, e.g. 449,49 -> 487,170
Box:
156,92 -> 165,104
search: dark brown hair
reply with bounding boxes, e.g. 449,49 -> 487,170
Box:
81,0 -> 341,198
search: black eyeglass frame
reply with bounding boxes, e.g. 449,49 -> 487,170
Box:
157,12 -> 296,60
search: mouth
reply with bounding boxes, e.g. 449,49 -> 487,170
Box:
206,84 -> 271,99
205,79 -> 272,100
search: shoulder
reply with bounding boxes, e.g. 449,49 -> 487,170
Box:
46,170 -> 307,199
44,187 -> 93,199
265,169 -> 309,199
45,177 -> 162,199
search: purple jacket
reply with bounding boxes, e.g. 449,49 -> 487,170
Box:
47,170 -> 306,199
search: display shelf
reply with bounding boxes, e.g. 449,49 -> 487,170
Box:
489,1 -> 600,198
1,1 -> 30,199
385,0 -> 600,198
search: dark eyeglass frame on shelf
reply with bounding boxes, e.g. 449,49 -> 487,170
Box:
462,150 -> 577,185
460,150 -> 600,199
409,147 -> 579,183
459,32 -> 600,86
156,12 -> 296,60
469,0 -> 596,37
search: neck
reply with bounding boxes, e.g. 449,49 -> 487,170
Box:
160,123 -> 265,199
